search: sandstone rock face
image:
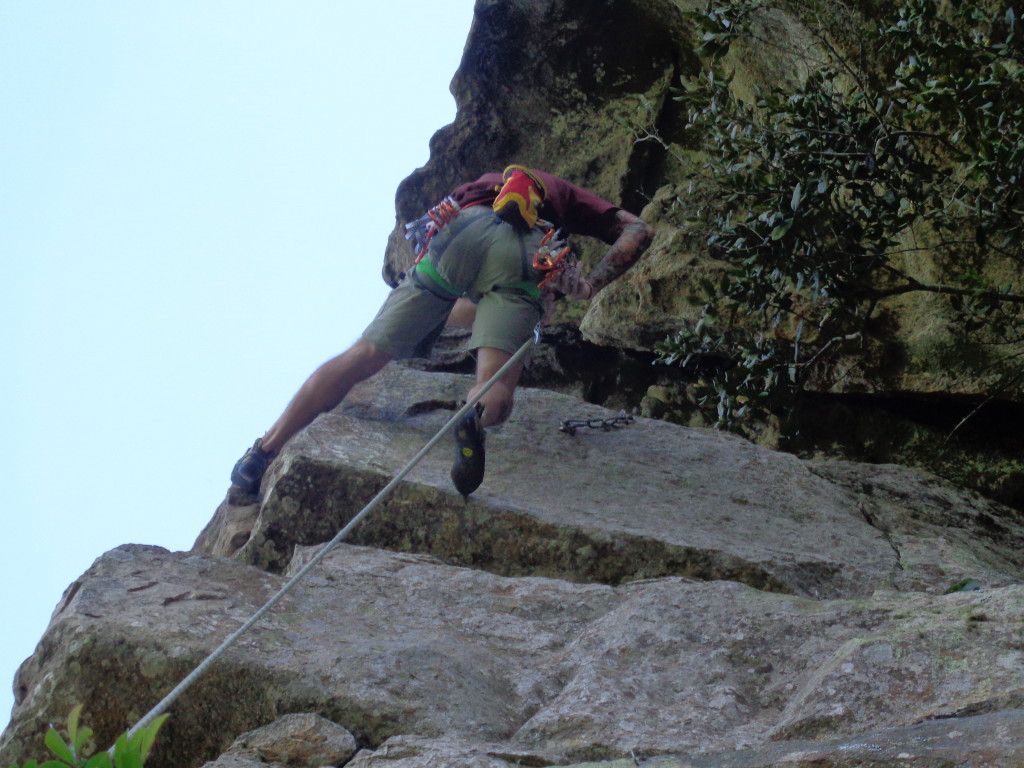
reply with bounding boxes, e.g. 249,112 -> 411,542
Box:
202,713 -> 357,768
5,2 -> 1024,767
3,367 -> 1024,768
388,0 -> 1024,401
382,0 -> 1024,508
227,367 -> 1024,602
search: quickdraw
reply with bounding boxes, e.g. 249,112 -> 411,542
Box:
532,227 -> 573,289
559,411 -> 634,436
405,196 -> 462,264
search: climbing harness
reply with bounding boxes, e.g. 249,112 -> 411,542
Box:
405,189 -> 575,299
559,410 -> 634,436
120,331 -> 540,745
404,196 -> 462,264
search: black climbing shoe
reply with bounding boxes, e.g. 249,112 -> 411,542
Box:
451,403 -> 486,498
230,438 -> 274,495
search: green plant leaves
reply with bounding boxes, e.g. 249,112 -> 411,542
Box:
657,0 -> 1024,431
14,707 -> 168,768
43,732 -> 74,766
944,578 -> 982,593
131,716 -> 168,765
770,219 -> 793,241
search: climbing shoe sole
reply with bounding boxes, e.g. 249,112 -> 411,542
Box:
451,404 -> 486,498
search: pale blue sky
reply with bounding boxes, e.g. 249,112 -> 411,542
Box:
1,1 -> 475,732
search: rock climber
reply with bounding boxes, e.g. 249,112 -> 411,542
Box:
231,165 -> 654,498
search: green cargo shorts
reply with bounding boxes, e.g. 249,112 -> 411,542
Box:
362,206 -> 546,358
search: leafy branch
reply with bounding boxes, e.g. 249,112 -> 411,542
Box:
10,706 -> 167,768
655,0 -> 1024,430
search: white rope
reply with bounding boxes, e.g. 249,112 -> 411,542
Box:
124,333 -> 538,739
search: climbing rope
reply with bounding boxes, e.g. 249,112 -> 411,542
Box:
123,332 -> 539,742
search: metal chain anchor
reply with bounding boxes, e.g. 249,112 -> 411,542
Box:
559,410 -> 634,435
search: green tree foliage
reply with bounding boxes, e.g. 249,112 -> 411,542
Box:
656,0 -> 1024,430
10,706 -> 167,768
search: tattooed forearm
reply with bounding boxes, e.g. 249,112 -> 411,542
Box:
586,213 -> 655,293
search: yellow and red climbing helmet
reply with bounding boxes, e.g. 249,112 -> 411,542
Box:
492,164 -> 546,230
